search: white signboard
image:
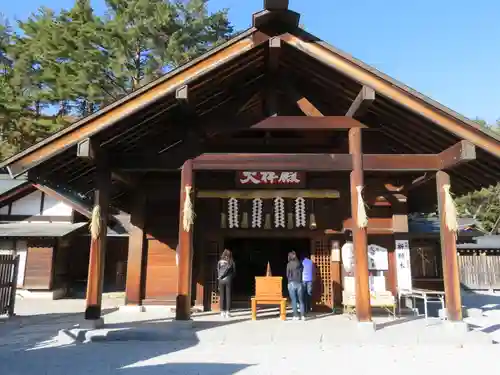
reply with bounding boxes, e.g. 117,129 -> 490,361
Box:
395,239 -> 412,291
367,244 -> 389,271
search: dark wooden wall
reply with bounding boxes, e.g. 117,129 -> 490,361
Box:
142,194 -> 180,304
141,171 -> 400,309
63,236 -> 128,294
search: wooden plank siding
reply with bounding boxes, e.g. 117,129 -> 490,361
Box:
23,240 -> 55,290
458,250 -> 500,290
144,238 -> 178,304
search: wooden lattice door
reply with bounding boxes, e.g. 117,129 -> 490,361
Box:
203,238 -> 223,311
311,237 -> 332,310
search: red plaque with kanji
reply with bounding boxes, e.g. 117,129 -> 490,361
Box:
236,171 -> 306,188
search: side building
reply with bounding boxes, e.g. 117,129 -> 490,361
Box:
0,172 -> 129,299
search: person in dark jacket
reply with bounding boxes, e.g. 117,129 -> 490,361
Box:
286,251 -> 305,321
217,249 -> 235,318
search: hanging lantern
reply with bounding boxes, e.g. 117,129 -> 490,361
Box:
241,212 -> 249,229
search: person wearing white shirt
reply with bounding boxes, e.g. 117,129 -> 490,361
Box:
341,230 -> 354,275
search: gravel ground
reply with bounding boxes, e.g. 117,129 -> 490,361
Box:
0,292 -> 498,375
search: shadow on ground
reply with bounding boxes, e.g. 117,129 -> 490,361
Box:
0,339 -> 253,374
461,290 -> 500,312
0,309 -> 255,374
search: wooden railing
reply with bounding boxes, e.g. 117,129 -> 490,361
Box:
0,254 -> 19,316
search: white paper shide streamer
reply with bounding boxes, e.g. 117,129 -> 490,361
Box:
294,197 -> 306,228
251,198 -> 263,228
274,197 -> 285,228
228,198 -> 239,228
89,205 -> 101,240
355,185 -> 368,228
443,184 -> 458,233
182,186 -> 195,232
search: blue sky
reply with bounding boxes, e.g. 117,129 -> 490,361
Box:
3,0 -> 500,123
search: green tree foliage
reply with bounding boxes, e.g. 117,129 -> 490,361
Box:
0,0 -> 234,159
455,185 -> 500,234
454,119 -> 500,233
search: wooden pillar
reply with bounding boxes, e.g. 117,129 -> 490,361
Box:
348,128 -> 372,322
176,159 -> 194,320
84,158 -> 110,320
125,193 -> 146,305
436,171 -> 462,321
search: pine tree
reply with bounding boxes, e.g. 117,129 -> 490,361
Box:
0,0 -> 235,159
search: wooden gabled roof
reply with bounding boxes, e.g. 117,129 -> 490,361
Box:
1,3 -> 499,204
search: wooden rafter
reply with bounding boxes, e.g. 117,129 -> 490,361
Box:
346,86 -> 375,118
282,82 -> 323,117
3,31 -> 271,177
281,33 -> 500,157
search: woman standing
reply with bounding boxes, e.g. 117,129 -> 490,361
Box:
286,251 -> 305,321
217,249 -> 236,318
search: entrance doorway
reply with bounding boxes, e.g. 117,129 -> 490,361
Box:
224,237 -> 310,306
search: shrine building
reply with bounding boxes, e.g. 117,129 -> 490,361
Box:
2,1 -> 500,326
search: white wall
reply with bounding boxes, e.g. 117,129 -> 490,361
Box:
10,191 -> 42,216
6,190 -> 73,221
15,240 -> 27,287
42,194 -> 72,216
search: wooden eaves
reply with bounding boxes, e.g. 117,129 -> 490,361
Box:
0,5 -> 498,199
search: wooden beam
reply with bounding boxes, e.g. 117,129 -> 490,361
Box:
192,153 -> 352,171
84,156 -> 110,321
33,183 -> 92,218
176,160 -> 194,320
348,127 -> 372,323
406,173 -> 435,191
439,140 -> 476,169
175,85 -> 189,105
283,83 -> 323,117
111,171 -> 139,187
362,154 -> 439,171
264,37 -> 281,116
77,138 -> 97,159
112,152 -> 464,172
282,33 -> 500,158
4,32 -> 270,177
197,189 -> 340,199
125,193 -> 146,306
268,37 -> 281,73
436,171 -> 462,321
346,86 -> 375,118
251,116 -> 366,130
342,218 -> 394,233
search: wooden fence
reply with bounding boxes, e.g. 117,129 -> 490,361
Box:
0,254 -> 19,316
458,250 -> 500,290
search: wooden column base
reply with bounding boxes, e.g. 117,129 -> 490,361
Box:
84,305 -> 102,320
175,295 -> 191,320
